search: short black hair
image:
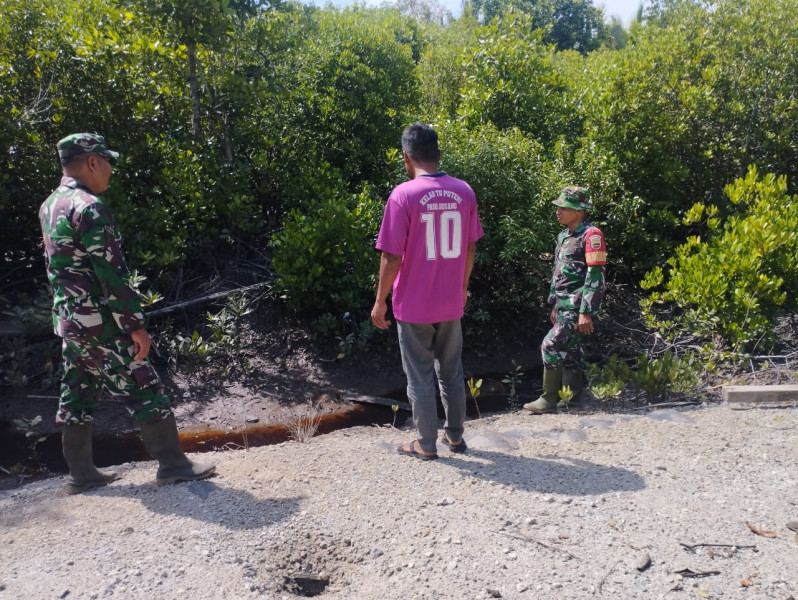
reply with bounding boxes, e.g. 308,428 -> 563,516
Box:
401,122 -> 440,163
60,153 -> 90,167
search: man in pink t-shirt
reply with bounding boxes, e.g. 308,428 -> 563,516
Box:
371,123 -> 484,461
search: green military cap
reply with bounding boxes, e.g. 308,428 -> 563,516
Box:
57,133 -> 119,163
552,186 -> 591,210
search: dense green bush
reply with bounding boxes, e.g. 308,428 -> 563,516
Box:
3,0 -> 798,362
417,15 -> 479,119
587,351 -> 703,404
641,167 -> 798,352
279,7 -> 420,187
571,0 -> 798,274
271,185 -> 383,315
472,0 -> 608,54
457,11 -> 567,146
439,120 -> 565,305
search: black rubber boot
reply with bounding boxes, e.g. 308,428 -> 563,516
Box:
558,368 -> 587,410
62,423 -> 119,495
140,413 -> 216,485
523,366 -> 562,414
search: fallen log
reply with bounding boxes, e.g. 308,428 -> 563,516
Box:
144,281 -> 271,318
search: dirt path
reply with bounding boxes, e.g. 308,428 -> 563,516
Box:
2,403 -> 796,600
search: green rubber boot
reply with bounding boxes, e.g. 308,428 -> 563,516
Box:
62,423 -> 119,495
558,368 -> 587,410
523,366 -> 562,414
140,413 -> 216,485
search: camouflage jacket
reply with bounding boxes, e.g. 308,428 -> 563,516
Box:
39,176 -> 145,339
547,220 -> 607,315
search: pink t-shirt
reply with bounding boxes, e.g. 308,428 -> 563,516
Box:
376,173 -> 484,324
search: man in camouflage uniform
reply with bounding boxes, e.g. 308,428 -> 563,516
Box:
40,133 -> 215,494
524,186 -> 606,414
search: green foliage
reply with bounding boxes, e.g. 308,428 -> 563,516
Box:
0,0 -> 416,298
129,269 -> 164,307
586,354 -> 630,401
311,312 -> 340,338
572,0 -> 798,274
162,293 -> 255,375
472,0 -> 608,53
280,7 -> 420,186
440,120 -> 561,305
4,0 -> 798,358
8,415 -> 50,477
271,186 -> 383,315
642,167 -> 798,351
336,314 -> 377,358
587,350 -> 702,403
457,11 -> 567,145
590,379 -> 624,402
501,360 -> 524,406
467,376 -> 483,417
417,15 -> 479,119
630,350 -> 702,402
0,292 -> 59,388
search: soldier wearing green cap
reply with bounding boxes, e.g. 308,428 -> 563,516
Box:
40,133 -> 215,493
523,186 -> 606,414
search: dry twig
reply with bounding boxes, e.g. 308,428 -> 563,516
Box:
492,529 -> 580,560
680,543 -> 757,554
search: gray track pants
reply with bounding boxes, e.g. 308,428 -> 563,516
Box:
397,319 -> 466,454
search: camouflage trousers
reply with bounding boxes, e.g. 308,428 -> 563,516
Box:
541,309 -> 584,370
57,334 -> 172,425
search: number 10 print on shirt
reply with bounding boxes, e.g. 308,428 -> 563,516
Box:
421,211 -> 462,260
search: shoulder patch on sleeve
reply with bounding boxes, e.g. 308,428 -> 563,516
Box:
584,227 -> 606,266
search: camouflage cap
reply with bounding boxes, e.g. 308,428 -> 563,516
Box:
552,186 -> 591,210
57,133 -> 119,163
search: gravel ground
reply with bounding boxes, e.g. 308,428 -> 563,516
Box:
1,403 -> 797,600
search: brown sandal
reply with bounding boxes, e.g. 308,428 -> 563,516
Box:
442,434 -> 467,454
397,440 -> 438,461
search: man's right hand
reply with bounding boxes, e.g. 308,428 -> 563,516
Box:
130,327 -> 152,361
371,300 -> 391,330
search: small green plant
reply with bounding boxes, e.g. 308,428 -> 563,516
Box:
467,377 -> 483,418
502,361 -> 524,407
129,269 -> 164,307
590,380 -> 625,402
173,331 -> 213,358
558,384 -> 574,409
337,332 -> 356,358
162,293 -> 255,372
630,350 -> 702,403
207,294 -> 254,350
464,305 -> 494,341
312,312 -> 339,338
336,312 -> 376,358
586,355 -> 631,404
391,403 -> 399,427
471,308 -> 492,324
11,415 -> 50,476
